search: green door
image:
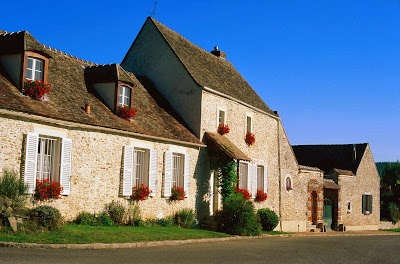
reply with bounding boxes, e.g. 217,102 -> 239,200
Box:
323,198 -> 332,230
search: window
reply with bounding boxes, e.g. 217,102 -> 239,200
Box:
163,150 -> 190,197
218,109 -> 226,125
172,153 -> 184,188
36,136 -> 60,182
118,86 -> 131,108
347,201 -> 352,213
238,162 -> 249,190
122,145 -> 158,197
24,132 -> 71,195
246,115 -> 252,133
285,176 -> 293,191
26,57 -> 44,81
362,194 -> 373,214
257,165 -> 264,192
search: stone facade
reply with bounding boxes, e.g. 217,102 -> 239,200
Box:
0,114 -> 203,221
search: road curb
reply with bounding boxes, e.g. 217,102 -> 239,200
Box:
0,232 -> 399,249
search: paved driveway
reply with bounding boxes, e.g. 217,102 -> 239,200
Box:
1,234 -> 399,264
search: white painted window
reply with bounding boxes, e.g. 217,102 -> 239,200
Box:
24,132 -> 72,195
257,165 -> 264,192
163,150 -> 190,197
26,57 -> 44,81
238,162 -> 249,190
122,145 -> 158,196
118,86 -> 131,108
218,110 -> 226,125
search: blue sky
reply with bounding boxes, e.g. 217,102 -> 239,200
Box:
1,0 -> 399,161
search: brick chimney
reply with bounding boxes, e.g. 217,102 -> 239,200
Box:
210,46 -> 226,59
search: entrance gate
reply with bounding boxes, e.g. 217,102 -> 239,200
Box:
323,198 -> 332,230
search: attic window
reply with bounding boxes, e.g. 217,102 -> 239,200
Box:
26,57 -> 44,81
118,86 -> 131,108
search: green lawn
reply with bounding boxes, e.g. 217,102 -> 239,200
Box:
262,230 -> 289,235
0,224 -> 231,244
383,228 -> 400,232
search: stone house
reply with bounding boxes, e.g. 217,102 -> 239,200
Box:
0,30 -> 205,220
0,18 -> 380,232
293,144 -> 380,230
121,17 -> 327,231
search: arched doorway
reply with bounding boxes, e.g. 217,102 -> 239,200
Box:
312,191 -> 318,224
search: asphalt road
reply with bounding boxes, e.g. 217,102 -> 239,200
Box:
1,235 -> 399,264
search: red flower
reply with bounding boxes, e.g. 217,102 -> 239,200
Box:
217,124 -> 230,135
234,187 -> 251,200
116,106 -> 137,121
23,80 -> 51,100
170,186 -> 185,201
245,131 -> 255,146
255,189 -> 267,202
131,184 -> 152,201
34,178 -> 63,202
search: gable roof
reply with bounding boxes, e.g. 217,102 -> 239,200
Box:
0,31 -> 202,146
292,144 -> 368,174
139,18 -> 276,115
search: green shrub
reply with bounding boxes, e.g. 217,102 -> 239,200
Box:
105,200 -> 125,225
0,170 -> 28,208
174,208 -> 196,228
258,208 -> 279,231
216,193 -> 261,236
96,213 -> 113,226
125,204 -> 142,226
156,216 -> 174,227
74,212 -> 98,226
389,203 -> 400,224
29,206 -> 62,231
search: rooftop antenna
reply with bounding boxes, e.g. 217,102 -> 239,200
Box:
150,0 -> 158,18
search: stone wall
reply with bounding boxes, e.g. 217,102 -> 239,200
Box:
380,221 -> 400,230
0,115 -> 203,221
338,145 -> 380,230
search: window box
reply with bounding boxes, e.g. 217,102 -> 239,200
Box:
245,131 -> 255,146
255,189 -> 267,202
33,178 -> 63,202
170,186 -> 185,201
116,106 -> 137,121
23,80 -> 51,100
131,184 -> 152,202
234,187 -> 251,200
217,124 -> 230,135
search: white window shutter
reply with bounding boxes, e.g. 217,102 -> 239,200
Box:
122,145 -> 134,196
149,149 -> 158,197
60,138 -> 72,195
251,164 -> 257,198
163,151 -> 172,197
246,164 -> 252,193
263,165 -> 268,193
184,154 -> 191,197
24,132 -> 39,194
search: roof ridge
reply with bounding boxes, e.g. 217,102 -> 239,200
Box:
42,44 -> 96,65
292,143 -> 368,147
0,30 -> 26,36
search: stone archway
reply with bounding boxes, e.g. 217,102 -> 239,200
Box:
308,179 -> 324,225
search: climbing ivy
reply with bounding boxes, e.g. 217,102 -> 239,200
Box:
218,160 -> 238,202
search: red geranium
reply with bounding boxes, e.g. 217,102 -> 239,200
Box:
255,189 -> 267,202
245,131 -> 255,146
234,187 -> 251,200
33,178 -> 63,202
217,124 -> 230,135
170,186 -> 185,201
131,184 -> 151,202
116,106 -> 137,121
23,80 -> 51,100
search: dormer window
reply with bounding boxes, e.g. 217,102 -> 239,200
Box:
26,57 -> 44,81
118,85 -> 131,108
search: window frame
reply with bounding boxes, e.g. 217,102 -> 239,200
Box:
245,112 -> 253,134
163,147 -> 190,198
21,51 -> 49,88
216,106 -> 227,128
362,194 -> 373,214
133,148 -> 150,188
115,82 -> 134,110
36,135 -> 61,183
238,161 -> 249,190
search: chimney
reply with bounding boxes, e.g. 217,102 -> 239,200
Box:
85,103 -> 91,115
352,144 -> 357,163
210,46 -> 226,59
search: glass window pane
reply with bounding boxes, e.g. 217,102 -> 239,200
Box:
26,69 -> 33,80
124,96 -> 129,106
118,95 -> 123,106
27,58 -> 33,69
35,59 -> 43,71
34,71 -> 43,81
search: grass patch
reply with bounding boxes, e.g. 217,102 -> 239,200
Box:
0,224 -> 230,244
262,231 -> 289,235
382,228 -> 400,232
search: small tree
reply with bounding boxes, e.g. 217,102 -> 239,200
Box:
0,170 -> 28,208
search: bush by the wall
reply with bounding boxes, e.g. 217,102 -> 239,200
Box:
96,213 -> 113,226
216,193 -> 261,236
29,206 -> 62,231
125,204 -> 142,226
74,212 -> 98,226
257,208 -> 279,231
174,208 -> 196,228
0,170 -> 28,208
105,200 -> 125,225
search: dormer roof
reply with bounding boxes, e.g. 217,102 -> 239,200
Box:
85,63 -> 136,86
0,31 -> 49,56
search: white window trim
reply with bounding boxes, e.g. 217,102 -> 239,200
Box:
26,57 -> 44,81
118,86 -> 131,108
169,146 -> 186,155
34,126 -> 67,138
128,140 -> 153,150
216,106 -> 227,127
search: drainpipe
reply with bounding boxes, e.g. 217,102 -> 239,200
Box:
277,119 -> 283,232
